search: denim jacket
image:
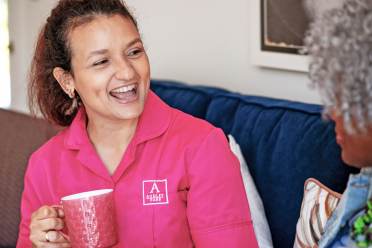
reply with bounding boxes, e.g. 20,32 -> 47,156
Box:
319,168 -> 372,248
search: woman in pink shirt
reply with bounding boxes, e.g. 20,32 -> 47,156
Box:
17,0 -> 258,247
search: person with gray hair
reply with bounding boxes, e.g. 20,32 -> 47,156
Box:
303,0 -> 343,21
304,0 -> 372,247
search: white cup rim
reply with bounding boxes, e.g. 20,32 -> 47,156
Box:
61,189 -> 113,201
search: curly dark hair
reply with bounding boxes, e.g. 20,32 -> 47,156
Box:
28,0 -> 138,126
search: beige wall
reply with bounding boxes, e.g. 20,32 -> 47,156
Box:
8,0 -> 321,113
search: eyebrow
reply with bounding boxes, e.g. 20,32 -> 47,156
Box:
87,49 -> 108,60
87,37 -> 143,60
126,37 -> 143,48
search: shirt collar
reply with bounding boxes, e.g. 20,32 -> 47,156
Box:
64,90 -> 172,150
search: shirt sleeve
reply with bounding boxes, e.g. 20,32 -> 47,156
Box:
16,153 -> 49,247
186,128 -> 258,248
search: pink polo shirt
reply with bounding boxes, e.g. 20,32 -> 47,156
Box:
17,91 -> 258,247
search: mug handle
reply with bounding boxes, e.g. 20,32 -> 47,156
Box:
51,205 -> 70,241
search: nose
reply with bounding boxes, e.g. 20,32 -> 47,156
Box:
114,57 -> 137,81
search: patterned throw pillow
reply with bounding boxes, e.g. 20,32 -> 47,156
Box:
294,178 -> 342,248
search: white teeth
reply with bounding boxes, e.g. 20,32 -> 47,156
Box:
111,84 -> 136,93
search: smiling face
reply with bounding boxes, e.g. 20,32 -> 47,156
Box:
58,14 -> 150,125
331,112 -> 372,168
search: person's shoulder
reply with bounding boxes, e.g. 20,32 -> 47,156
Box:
172,108 -> 214,129
25,128 -> 68,176
168,108 -> 223,143
30,128 -> 68,162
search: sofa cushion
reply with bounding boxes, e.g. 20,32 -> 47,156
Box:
205,93 -> 358,248
0,109 -> 58,247
150,79 -> 227,119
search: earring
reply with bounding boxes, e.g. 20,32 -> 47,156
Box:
65,96 -> 78,115
68,88 -> 75,98
65,89 -> 78,115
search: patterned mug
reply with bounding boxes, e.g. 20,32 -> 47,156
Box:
60,189 -> 118,248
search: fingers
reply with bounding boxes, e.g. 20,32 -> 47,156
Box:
31,205 -> 65,232
50,205 -> 65,218
56,208 -> 65,218
29,217 -> 65,245
31,230 -> 71,248
40,243 -> 71,248
31,206 -> 64,220
31,216 -> 65,232
30,205 -> 70,247
46,230 -> 69,243
33,240 -> 71,248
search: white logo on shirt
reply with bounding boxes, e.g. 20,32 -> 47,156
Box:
143,179 -> 169,205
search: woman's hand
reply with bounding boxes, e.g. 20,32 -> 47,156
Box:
29,205 -> 71,247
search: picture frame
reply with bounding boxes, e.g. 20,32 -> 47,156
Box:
250,0 -> 309,72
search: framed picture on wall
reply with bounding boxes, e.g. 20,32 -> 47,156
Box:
261,0 -> 309,55
250,0 -> 343,72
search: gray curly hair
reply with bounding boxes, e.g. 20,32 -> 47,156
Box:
304,0 -> 372,133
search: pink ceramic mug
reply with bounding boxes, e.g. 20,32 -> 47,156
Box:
60,189 -> 118,248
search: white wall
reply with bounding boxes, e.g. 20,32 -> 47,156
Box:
8,0 -> 56,113
8,0 -> 321,113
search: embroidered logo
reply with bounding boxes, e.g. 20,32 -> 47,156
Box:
142,179 -> 169,205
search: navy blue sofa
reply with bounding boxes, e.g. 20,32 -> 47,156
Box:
150,79 -> 358,248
